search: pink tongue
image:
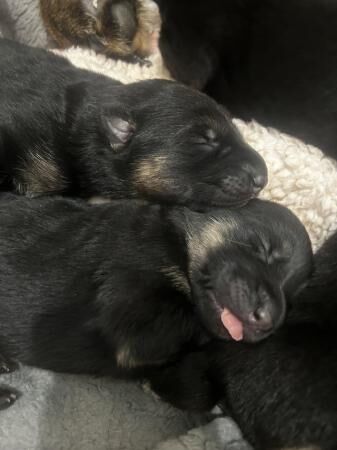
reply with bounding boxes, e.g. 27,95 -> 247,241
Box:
221,308 -> 244,341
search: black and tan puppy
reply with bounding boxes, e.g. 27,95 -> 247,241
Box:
40,0 -> 161,63
0,194 -> 311,409
0,38 -> 267,208
148,233 -> 337,450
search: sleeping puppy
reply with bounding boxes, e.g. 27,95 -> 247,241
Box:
148,232 -> 337,450
0,38 -> 267,209
39,0 -> 161,63
0,195 -> 311,409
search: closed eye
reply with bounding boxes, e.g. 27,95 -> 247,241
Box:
193,128 -> 218,145
199,268 -> 214,290
192,137 -> 221,153
271,250 -> 291,264
251,239 -> 273,264
257,246 -> 290,265
193,137 -> 218,146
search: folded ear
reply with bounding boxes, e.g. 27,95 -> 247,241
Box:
102,113 -> 136,150
109,0 -> 138,41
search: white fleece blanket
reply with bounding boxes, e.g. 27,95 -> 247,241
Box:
1,5 -> 337,449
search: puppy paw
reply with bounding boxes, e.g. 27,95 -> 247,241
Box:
148,353 -> 218,412
0,386 -> 20,411
0,355 -> 18,375
141,381 -> 161,401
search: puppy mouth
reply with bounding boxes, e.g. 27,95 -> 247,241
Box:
209,295 -> 274,343
227,198 -> 256,208
209,294 -> 244,341
220,308 -> 273,342
221,308 -> 244,341
205,182 -> 257,208
205,191 -> 252,208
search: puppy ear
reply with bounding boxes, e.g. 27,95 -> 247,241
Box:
109,1 -> 138,41
102,114 -> 135,150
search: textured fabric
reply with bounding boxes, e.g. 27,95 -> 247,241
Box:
0,0 -> 14,39
0,366 -> 201,450
0,0 -> 49,47
154,418 -> 253,450
237,118 -> 337,252
0,362 -> 249,450
53,47 -> 172,83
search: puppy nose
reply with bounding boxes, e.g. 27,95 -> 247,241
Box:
248,305 -> 273,331
242,151 -> 268,194
252,174 -> 267,193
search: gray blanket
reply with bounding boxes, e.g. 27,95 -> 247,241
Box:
0,0 -> 48,46
0,365 -> 251,450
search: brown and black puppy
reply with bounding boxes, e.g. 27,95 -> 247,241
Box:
0,195 -> 312,409
40,0 -> 161,63
148,232 -> 337,450
0,38 -> 267,209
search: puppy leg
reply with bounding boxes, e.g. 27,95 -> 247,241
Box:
0,354 -> 20,411
0,386 -> 20,411
0,354 -> 19,375
147,351 -> 218,412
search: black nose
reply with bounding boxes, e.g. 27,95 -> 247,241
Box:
248,305 -> 273,331
242,154 -> 268,195
252,174 -> 267,193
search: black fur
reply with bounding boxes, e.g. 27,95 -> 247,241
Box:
155,0 -> 251,91
156,0 -> 337,158
0,194 -> 311,409
0,38 -> 267,208
149,232 -> 337,450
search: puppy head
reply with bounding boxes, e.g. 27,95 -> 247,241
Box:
123,80 -> 268,208
72,79 -> 266,203
180,199 -> 312,343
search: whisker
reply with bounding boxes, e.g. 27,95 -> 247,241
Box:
224,239 -> 252,248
